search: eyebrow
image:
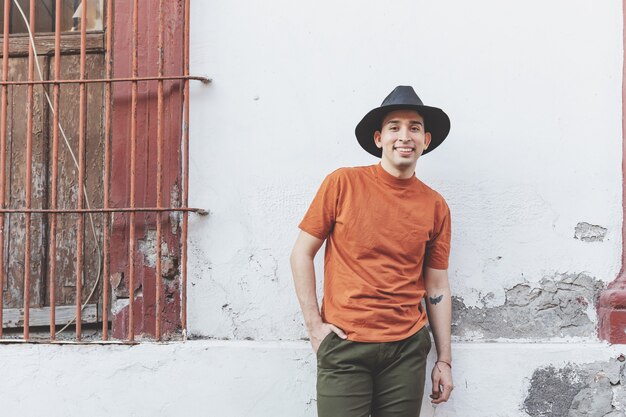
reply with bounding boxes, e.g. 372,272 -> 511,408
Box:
385,119 -> 423,126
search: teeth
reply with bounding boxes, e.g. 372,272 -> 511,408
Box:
396,148 -> 414,152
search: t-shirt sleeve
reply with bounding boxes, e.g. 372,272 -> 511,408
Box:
298,172 -> 340,240
424,199 -> 451,269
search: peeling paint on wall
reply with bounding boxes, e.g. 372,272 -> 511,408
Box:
137,229 -> 178,279
524,359 -> 625,417
452,273 -> 603,339
169,182 -> 181,235
524,365 -> 586,417
574,222 -> 608,242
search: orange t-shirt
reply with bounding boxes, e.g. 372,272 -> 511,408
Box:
299,163 -> 451,342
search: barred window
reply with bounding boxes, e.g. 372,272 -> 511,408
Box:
0,0 -> 207,343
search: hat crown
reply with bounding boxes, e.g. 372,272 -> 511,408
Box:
355,85 -> 450,158
380,85 -> 424,107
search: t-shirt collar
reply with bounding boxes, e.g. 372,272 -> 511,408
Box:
374,163 -> 417,188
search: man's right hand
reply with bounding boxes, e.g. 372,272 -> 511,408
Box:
309,322 -> 347,353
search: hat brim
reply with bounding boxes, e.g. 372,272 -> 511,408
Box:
355,104 -> 450,157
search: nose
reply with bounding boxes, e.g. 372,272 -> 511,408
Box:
396,126 -> 411,142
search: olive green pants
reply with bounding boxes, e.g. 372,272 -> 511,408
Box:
316,326 -> 431,417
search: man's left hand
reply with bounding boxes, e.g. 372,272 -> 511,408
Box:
430,361 -> 453,404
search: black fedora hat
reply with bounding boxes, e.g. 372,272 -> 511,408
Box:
355,86 -> 450,157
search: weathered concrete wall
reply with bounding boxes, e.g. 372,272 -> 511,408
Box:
182,0 -> 625,415
524,360 -> 623,417
1,0 -> 622,416
188,0 -> 622,342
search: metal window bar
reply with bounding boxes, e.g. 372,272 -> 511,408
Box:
23,0 -> 35,341
0,0 -> 209,344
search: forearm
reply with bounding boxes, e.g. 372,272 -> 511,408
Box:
290,251 -> 323,330
424,267 -> 454,403
290,231 -> 347,351
426,286 -> 452,361
424,268 -> 452,362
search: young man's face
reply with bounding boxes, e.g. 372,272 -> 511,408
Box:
374,109 -> 431,175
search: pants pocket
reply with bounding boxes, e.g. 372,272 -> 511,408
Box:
316,332 -> 336,359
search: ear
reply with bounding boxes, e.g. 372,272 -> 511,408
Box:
374,131 -> 382,149
424,132 -> 432,149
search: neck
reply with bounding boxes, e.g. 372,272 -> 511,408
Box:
380,159 -> 416,179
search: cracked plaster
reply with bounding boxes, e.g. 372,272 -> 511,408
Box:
452,273 -> 603,339
574,222 -> 608,242
525,360 -> 626,417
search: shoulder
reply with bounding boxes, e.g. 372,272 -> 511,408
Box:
325,165 -> 376,182
415,179 -> 450,213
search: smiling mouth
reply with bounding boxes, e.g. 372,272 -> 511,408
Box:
394,147 -> 415,153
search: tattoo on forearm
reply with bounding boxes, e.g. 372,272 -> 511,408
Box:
429,294 -> 443,305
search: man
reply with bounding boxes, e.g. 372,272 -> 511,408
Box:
291,86 -> 453,417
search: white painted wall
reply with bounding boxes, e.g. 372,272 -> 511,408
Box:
2,1 -> 622,417
189,0 -> 622,338
184,0 -> 624,415
0,341 -> 621,417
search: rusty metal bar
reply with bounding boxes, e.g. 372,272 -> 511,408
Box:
155,0 -> 165,341
75,0 -> 89,341
0,339 -> 138,345
0,207 -> 207,214
48,0 -> 62,341
0,75 -> 210,86
0,0 -> 11,339
102,0 -> 114,342
182,0 -> 191,335
128,0 -> 139,342
23,0 -> 37,341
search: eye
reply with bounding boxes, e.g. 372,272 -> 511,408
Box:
411,126 -> 421,132
389,126 -> 399,131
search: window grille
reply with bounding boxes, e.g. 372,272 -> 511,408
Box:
0,0 -> 209,343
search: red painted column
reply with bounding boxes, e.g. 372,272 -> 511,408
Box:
597,0 -> 626,343
110,0 -> 185,339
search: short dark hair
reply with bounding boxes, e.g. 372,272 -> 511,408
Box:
378,109 -> 426,132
